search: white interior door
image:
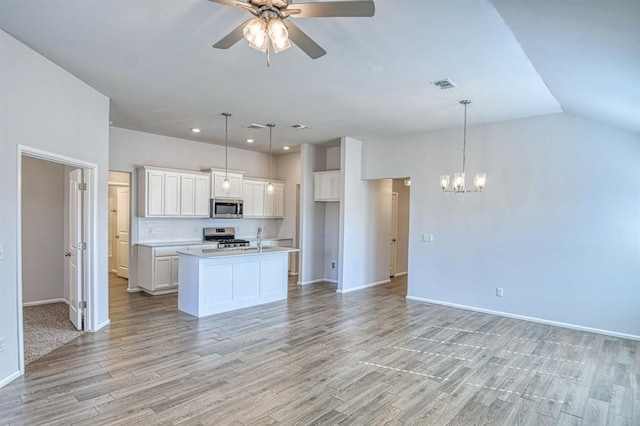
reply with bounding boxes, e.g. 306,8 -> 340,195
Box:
116,187 -> 130,278
68,169 -> 83,330
390,192 -> 398,277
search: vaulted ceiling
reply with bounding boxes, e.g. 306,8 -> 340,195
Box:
0,0 -> 637,151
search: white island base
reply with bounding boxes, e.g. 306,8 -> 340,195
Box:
177,247 -> 297,318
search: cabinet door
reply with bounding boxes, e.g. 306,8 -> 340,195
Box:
194,175 -> 210,217
228,174 -> 243,199
171,256 -> 179,287
273,183 -> 284,217
180,174 -> 196,216
252,182 -> 265,217
154,257 -> 173,290
242,181 -> 255,216
147,170 -> 165,215
164,172 -> 181,216
264,187 -> 274,217
331,174 -> 342,200
314,173 -> 333,201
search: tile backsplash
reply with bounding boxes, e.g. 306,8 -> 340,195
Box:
138,217 -> 280,243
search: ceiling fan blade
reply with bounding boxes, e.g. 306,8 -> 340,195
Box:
212,19 -> 252,49
208,0 -> 246,7
285,20 -> 326,59
289,1 -> 375,18
208,0 -> 259,15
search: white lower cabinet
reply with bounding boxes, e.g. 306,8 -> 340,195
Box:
152,255 -> 179,290
138,244 -> 216,294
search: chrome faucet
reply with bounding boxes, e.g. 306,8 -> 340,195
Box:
257,227 -> 263,251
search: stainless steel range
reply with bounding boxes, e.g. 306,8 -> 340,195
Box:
203,227 -> 250,249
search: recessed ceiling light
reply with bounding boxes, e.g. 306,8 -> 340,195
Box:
191,128 -> 202,133
292,124 -> 309,130
246,139 -> 254,143
283,146 -> 290,150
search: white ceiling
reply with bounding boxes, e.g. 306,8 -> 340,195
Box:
0,0 -> 637,152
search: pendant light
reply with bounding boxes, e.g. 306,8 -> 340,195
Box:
266,123 -> 275,195
221,112 -> 232,193
440,100 -> 487,193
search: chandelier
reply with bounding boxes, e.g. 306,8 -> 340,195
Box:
440,100 -> 487,193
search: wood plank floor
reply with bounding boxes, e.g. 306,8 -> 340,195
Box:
1,274 -> 638,425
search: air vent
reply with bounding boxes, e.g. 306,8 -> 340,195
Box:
245,123 -> 267,129
431,79 -> 457,90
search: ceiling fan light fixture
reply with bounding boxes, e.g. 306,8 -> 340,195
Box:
244,18 -> 269,52
268,19 -> 291,53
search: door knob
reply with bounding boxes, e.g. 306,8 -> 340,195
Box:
64,252 -> 71,257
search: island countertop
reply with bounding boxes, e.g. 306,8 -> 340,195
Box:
177,246 -> 298,259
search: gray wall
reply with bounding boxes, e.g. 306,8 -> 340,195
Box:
339,137 -> 392,292
362,113 -> 640,338
1,29 -> 110,385
21,157 -> 65,304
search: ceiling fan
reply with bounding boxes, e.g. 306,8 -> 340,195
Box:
209,0 -> 375,62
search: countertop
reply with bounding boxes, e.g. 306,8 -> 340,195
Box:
138,237 -> 293,248
178,246 -> 299,259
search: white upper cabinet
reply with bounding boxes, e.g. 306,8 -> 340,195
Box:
138,166 -> 211,218
211,170 -> 243,199
194,175 -> 210,216
265,182 -> 284,218
243,178 -> 283,218
314,170 -> 341,202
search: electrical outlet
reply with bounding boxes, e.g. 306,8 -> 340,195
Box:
0,337 -> 5,352
331,261 -> 336,269
496,288 -> 504,297
422,233 -> 434,242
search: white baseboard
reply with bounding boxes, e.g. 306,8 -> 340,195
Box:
406,296 -> 640,341
337,279 -> 391,294
393,271 -> 408,277
126,287 -> 142,293
297,278 -> 337,285
0,370 -> 22,389
23,298 -> 69,307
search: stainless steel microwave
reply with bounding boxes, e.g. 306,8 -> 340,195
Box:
210,199 -> 243,219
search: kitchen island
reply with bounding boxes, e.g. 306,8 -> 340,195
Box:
177,246 -> 299,318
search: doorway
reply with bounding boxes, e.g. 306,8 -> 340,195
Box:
17,146 -> 97,373
390,179 -> 410,278
108,172 -> 130,279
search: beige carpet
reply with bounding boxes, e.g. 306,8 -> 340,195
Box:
23,302 -> 84,365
